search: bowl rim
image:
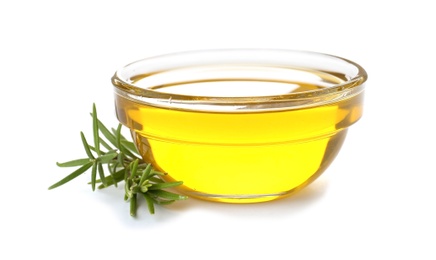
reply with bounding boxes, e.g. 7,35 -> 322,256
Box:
112,49 -> 367,112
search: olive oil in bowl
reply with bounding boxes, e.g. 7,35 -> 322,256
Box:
112,50 -> 366,203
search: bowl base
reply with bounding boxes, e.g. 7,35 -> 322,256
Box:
173,165 -> 328,203
180,191 -> 293,203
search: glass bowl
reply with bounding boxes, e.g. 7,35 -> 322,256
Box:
111,49 -> 367,203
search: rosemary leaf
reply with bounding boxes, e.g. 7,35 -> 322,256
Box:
143,193 -> 155,214
121,139 -> 141,157
139,164 -> 152,185
51,103 -> 188,218
91,162 -> 97,191
80,132 -> 95,159
97,152 -> 117,164
112,127 -> 128,140
115,124 -> 140,160
130,159 -> 139,179
130,193 -> 137,217
148,190 -> 188,201
124,179 -> 132,199
153,199 -> 176,205
117,152 -> 125,168
95,116 -> 117,147
92,103 -> 100,156
115,123 -> 122,149
148,181 -> 184,190
148,177 -> 164,183
107,162 -> 119,188
97,168 -> 125,189
56,158 -> 91,167
112,127 -> 141,157
97,163 -> 107,187
99,137 -> 113,151
48,162 -> 93,190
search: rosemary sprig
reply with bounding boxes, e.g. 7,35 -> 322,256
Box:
48,104 -> 187,217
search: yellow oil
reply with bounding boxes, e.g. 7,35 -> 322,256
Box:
114,73 -> 364,203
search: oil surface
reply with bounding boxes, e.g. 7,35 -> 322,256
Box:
115,70 -> 364,203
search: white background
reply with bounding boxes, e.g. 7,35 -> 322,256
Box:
1,0 -> 435,259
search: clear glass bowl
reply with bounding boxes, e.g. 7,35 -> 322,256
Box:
111,49 -> 367,203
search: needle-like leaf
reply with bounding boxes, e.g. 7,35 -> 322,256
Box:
114,124 -> 139,160
148,177 -> 164,183
148,190 -> 188,201
48,162 -> 93,190
51,103 -> 188,218
115,123 -> 122,149
94,116 -> 117,147
130,193 -> 137,217
96,168 -> 125,189
99,137 -> 113,151
97,152 -> 117,164
91,162 -> 97,191
139,163 -> 153,185
80,132 -> 95,159
97,163 -> 107,187
56,158 -> 91,167
121,139 -> 141,157
107,162 -> 119,188
130,159 -> 139,180
153,199 -> 176,205
143,193 -> 155,214
92,103 -> 100,156
148,181 -> 184,190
